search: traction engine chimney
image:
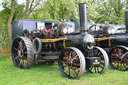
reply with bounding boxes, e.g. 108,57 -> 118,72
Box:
79,3 -> 87,34
125,11 -> 128,33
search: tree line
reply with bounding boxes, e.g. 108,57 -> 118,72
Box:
0,0 -> 128,48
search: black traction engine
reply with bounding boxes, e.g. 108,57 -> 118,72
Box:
11,3 -> 109,79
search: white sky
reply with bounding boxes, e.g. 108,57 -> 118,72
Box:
17,0 -> 25,4
0,0 -> 4,11
0,0 -> 25,11
0,0 -> 125,11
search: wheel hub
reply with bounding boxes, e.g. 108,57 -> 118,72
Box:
118,56 -> 121,60
67,61 -> 72,66
18,50 -> 22,57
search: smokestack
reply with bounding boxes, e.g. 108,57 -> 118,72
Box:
125,11 -> 128,33
79,3 -> 87,33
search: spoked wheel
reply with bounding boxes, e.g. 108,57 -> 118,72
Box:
11,37 -> 34,69
109,46 -> 128,71
86,46 -> 109,73
58,47 -> 85,79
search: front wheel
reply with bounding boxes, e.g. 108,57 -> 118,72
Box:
86,46 -> 109,73
58,47 -> 85,79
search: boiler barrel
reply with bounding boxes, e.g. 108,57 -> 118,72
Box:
96,35 -> 128,48
40,34 -> 85,51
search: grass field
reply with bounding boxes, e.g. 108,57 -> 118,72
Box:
0,55 -> 128,85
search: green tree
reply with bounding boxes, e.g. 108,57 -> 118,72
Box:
95,0 -> 126,24
30,0 -> 99,30
0,0 -> 42,48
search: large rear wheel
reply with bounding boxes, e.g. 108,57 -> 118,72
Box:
11,37 -> 34,68
58,47 -> 85,79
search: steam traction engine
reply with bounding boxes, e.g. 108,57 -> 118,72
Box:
88,12 -> 128,71
11,3 -> 109,79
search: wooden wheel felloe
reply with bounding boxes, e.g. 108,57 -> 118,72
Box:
11,37 -> 34,69
58,47 -> 85,79
86,46 -> 109,73
109,45 -> 128,71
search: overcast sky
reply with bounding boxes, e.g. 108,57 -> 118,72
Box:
0,0 -> 25,11
0,0 -> 3,11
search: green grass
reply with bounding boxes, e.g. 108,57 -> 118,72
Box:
0,55 -> 128,85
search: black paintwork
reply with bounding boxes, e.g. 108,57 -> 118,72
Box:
125,11 -> 128,33
96,33 -> 128,48
40,33 -> 95,55
86,57 -> 101,67
111,34 -> 128,47
79,3 -> 87,33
